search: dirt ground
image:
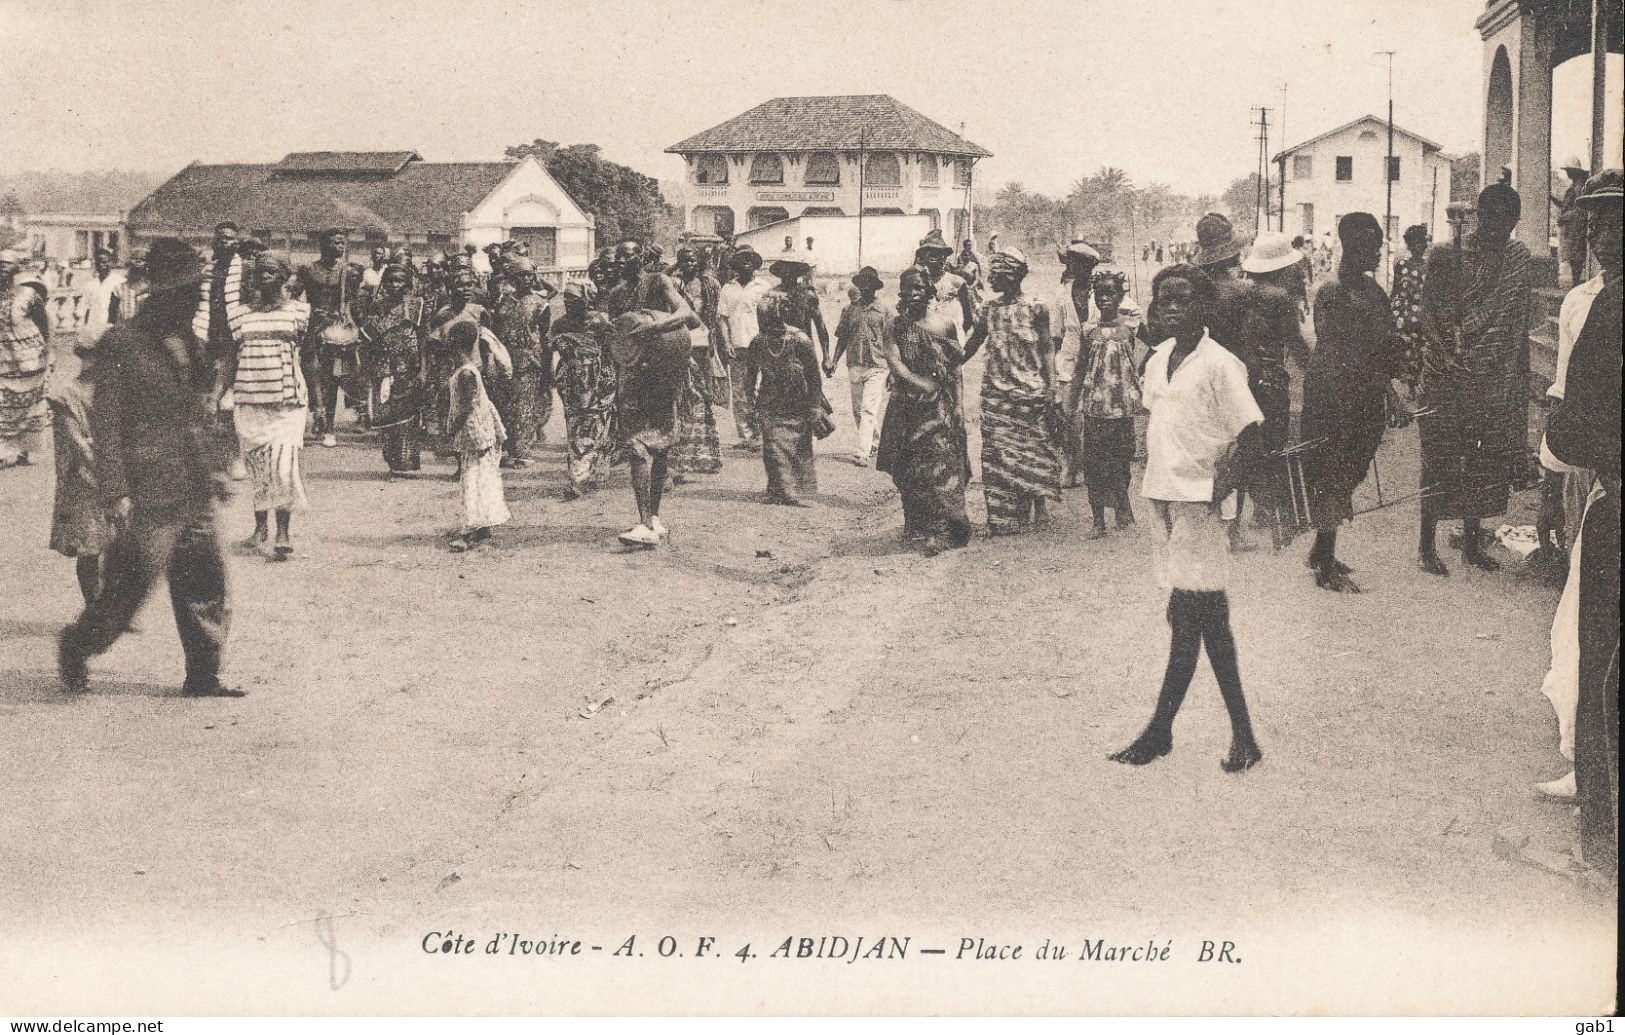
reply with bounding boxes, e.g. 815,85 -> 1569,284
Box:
0,317 -> 1615,1016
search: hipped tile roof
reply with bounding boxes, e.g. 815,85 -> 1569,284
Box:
128,159 -> 516,236
667,95 -> 990,157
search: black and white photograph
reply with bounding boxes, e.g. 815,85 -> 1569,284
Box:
0,0 -> 1619,1022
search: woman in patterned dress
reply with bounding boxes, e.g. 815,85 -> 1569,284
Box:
226,254 -> 312,561
967,247 -> 1059,535
359,262 -> 427,477
876,266 -> 971,553
745,293 -> 824,507
1389,224 -> 1430,391
551,284 -> 620,498
669,247 -> 724,481
0,249 -> 50,468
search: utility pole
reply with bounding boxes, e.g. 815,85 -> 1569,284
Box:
857,127 -> 867,267
1280,81 -> 1289,232
1377,50 -> 1396,285
1250,107 -> 1273,234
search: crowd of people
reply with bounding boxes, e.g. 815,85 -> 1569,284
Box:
2,165 -> 1616,873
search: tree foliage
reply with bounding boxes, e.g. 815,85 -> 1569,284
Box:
1450,151 -> 1482,202
504,138 -> 668,244
975,169 -> 1225,258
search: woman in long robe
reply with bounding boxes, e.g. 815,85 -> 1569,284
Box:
358,263 -> 426,477
876,266 -> 971,553
1417,183 -> 1532,575
746,294 -> 823,506
551,284 -> 619,498
0,250 -> 50,468
969,247 -> 1058,534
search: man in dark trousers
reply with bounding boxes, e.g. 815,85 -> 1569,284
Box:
58,238 -> 241,698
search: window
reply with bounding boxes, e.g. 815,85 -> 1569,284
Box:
1388,156 -> 1401,182
804,152 -> 840,186
918,156 -> 939,187
1335,156 -> 1353,181
746,206 -> 789,230
953,159 -> 973,188
1359,129 -> 1378,141
863,151 -> 901,187
1293,155 -> 1313,180
748,153 -> 784,185
695,154 -> 728,185
427,233 -> 454,252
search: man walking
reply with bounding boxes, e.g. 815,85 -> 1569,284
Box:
58,239 -> 240,698
827,267 -> 892,466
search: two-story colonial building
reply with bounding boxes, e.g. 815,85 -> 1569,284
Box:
1274,115 -> 1454,245
665,95 -> 990,242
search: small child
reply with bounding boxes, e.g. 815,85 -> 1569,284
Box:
48,337 -> 116,604
443,320 -> 510,552
1073,269 -> 1143,537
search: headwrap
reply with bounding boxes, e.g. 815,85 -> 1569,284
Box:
990,247 -> 1029,273
1091,268 -> 1128,293
253,252 -> 292,280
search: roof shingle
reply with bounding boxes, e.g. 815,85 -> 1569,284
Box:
666,95 -> 990,158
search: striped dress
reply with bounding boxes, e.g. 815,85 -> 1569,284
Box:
1,284 -> 49,459
231,299 -> 311,512
979,292 -> 1061,532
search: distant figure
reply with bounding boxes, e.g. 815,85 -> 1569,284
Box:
1553,157 -> 1590,285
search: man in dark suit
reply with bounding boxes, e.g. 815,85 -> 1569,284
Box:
58,238 -> 241,698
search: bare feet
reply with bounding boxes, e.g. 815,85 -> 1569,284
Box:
1463,549 -> 1501,573
1313,566 -> 1361,593
1108,730 -> 1173,766
1418,551 -> 1450,577
1221,740 -> 1263,772
1086,522 -> 1108,540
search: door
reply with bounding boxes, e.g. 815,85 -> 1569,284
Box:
509,226 -> 557,266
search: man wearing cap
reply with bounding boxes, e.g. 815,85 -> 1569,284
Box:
490,255 -> 554,467
78,247 -> 124,345
828,266 -> 893,466
915,229 -> 975,341
1417,182 -> 1532,576
718,246 -> 770,449
1552,158 -> 1590,286
292,229 -> 363,447
1532,169 -> 1622,816
58,238 -> 240,698
1540,168 -> 1621,870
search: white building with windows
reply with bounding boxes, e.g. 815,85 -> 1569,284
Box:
1274,115 -> 1454,244
665,95 -> 990,245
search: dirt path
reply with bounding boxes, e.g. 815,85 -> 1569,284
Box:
0,361 -> 1614,1015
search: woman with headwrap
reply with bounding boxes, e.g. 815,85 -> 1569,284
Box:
669,246 -> 725,480
1390,224 -> 1430,389
358,261 -> 427,477
226,253 -> 312,560
551,282 -> 620,498
745,292 -> 824,506
876,266 -> 971,553
967,247 -> 1059,534
0,248 -> 50,468
1417,182 -> 1532,575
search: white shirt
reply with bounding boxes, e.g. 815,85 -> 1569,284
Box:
719,277 -> 770,349
1141,333 -> 1262,503
1540,274 -> 1608,474
79,270 -> 125,343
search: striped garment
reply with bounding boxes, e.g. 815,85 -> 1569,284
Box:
231,301 -> 311,408
193,253 -> 249,345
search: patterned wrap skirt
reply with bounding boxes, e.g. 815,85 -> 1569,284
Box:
760,412 -> 817,502
234,403 -> 310,512
670,350 -> 723,474
979,389 -> 1061,529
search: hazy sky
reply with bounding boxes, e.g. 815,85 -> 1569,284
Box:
1,0 -> 1610,196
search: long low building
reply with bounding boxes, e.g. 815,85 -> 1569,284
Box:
126,151 -> 595,269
